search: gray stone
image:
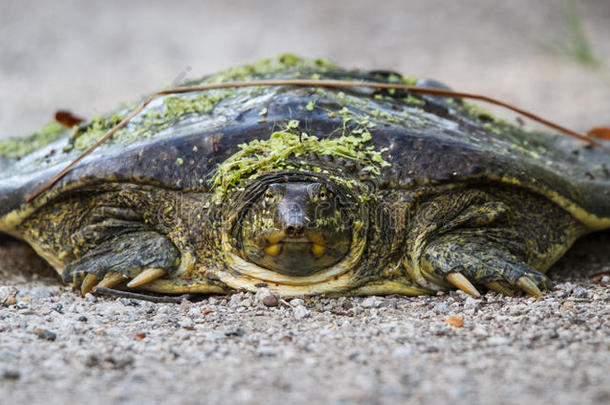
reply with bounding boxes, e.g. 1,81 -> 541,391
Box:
289,298 -> 305,307
293,305 -> 310,320
572,286 -> 588,298
361,296 -> 383,308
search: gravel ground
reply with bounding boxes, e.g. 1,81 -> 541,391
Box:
0,233 -> 609,405
1,1 -> 609,404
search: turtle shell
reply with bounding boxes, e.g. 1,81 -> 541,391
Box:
1,55 -> 609,232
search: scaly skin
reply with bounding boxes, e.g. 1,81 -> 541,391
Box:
14,170 -> 586,297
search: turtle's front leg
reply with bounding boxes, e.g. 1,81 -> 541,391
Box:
402,188 -> 579,297
418,233 -> 552,297
64,223 -> 181,295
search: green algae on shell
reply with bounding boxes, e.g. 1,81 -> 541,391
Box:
210,128 -> 391,204
0,121 -> 66,159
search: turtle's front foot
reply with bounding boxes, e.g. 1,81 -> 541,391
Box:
63,229 -> 180,295
416,234 -> 553,297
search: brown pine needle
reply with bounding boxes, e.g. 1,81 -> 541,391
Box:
92,286 -> 195,303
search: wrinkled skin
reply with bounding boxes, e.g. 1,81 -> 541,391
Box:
10,168 -> 586,298
0,55 -> 609,298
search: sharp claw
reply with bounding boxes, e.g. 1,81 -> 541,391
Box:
516,276 -> 542,297
81,274 -> 99,295
485,281 -> 516,296
126,268 -> 167,288
446,272 -> 480,297
96,271 -> 127,289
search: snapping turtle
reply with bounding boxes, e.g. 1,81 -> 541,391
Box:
1,55 -> 609,298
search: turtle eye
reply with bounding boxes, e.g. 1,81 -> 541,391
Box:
307,184 -> 332,202
264,189 -> 275,203
263,185 -> 283,207
318,188 -> 332,201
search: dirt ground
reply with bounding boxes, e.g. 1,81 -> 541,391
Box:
1,1 -> 609,404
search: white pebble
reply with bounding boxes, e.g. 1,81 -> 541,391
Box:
293,305 -> 310,320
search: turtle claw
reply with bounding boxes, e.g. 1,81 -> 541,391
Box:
445,272 -> 480,297
516,276 -> 543,297
126,268 -> 167,288
78,268 -> 167,296
81,273 -> 99,295
96,271 -> 127,289
78,267 -> 168,295
484,281 -> 516,296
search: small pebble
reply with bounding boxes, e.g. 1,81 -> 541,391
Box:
255,288 -> 279,307
487,336 -> 510,346
572,286 -> 587,298
179,318 -> 194,329
293,305 -> 310,320
35,329 -> 57,341
434,303 -> 450,314
262,295 -> 279,307
225,326 -> 245,337
1,369 -> 21,380
4,296 -> 17,306
290,298 -> 305,306
229,295 -> 243,308
464,297 -> 481,311
361,296 -> 383,308
443,316 -> 464,328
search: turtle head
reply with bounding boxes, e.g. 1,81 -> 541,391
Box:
239,181 -> 354,276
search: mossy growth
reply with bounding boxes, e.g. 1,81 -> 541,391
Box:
70,90 -> 232,152
402,76 -> 419,86
405,95 -> 426,106
461,101 -> 508,126
163,91 -> 229,117
200,53 -> 338,84
0,121 -> 66,158
211,126 -> 390,203
71,113 -> 128,151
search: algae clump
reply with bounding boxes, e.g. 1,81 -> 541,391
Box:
0,121 -> 66,159
211,128 -> 390,203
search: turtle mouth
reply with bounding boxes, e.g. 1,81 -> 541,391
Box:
223,218 -> 367,294
237,227 -> 343,276
281,237 -> 311,243
262,233 -> 326,258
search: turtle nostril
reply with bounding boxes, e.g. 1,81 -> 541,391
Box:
285,225 -> 304,236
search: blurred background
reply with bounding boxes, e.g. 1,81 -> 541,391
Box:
0,0 -> 609,138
